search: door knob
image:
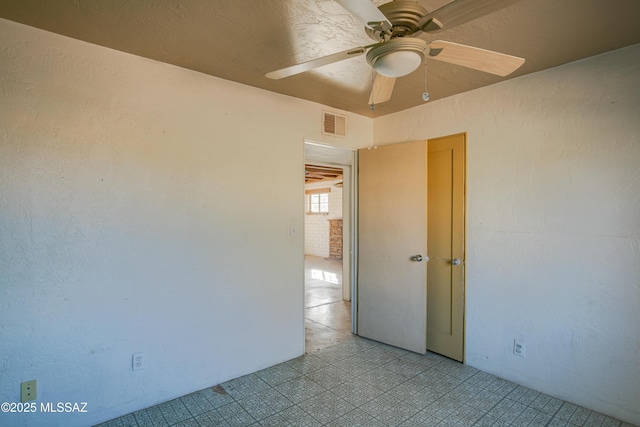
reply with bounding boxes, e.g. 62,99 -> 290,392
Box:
411,255 -> 429,262
451,258 -> 461,266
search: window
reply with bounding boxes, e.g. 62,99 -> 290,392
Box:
305,188 -> 331,214
309,192 -> 329,213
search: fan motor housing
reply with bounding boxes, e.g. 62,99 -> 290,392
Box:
365,1 -> 429,40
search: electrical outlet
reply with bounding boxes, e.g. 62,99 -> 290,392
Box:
513,340 -> 526,358
132,352 -> 144,371
21,380 -> 37,402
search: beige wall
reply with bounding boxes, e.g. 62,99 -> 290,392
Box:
0,18 -> 371,427
375,44 -> 640,425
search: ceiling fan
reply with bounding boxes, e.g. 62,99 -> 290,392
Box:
265,0 -> 525,107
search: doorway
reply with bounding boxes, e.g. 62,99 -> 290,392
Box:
304,142 -> 356,353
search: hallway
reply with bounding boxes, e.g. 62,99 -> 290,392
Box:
304,255 -> 352,353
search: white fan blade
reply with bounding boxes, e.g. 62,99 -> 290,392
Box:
368,73 -> 396,105
335,0 -> 392,32
418,0 -> 523,33
429,40 -> 524,76
265,46 -> 369,79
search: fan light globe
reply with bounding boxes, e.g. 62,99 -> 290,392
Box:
374,51 -> 422,78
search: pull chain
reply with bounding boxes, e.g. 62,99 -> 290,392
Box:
422,59 -> 430,102
370,67 -> 376,111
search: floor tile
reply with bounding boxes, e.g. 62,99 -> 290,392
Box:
172,418 -> 200,427
180,390 -> 215,417
255,363 -> 302,387
194,409 -> 229,426
235,394 -> 278,421
331,354 -> 379,376
278,405 -> 322,427
304,367 -> 349,389
97,413 -> 138,427
273,377 -> 326,404
133,405 -> 166,427
156,398 -> 191,425
399,409 -> 437,426
256,411 -> 291,427
285,354 -> 328,375
296,390 -> 355,424
326,407 -> 386,427
222,373 -> 271,398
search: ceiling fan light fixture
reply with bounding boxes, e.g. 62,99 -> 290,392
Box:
367,38 -> 427,78
374,51 -> 422,77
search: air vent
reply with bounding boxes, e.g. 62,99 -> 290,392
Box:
322,112 -> 347,137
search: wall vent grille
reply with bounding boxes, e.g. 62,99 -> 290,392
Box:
322,112 -> 347,137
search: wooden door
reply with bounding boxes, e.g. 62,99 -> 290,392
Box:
357,141 -> 427,353
427,133 -> 466,361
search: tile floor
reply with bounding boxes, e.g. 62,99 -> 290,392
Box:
97,336 -> 635,427
97,257 -> 636,426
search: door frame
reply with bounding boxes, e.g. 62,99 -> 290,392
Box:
303,140 -> 358,334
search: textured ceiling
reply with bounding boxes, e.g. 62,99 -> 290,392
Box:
1,0 -> 639,118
